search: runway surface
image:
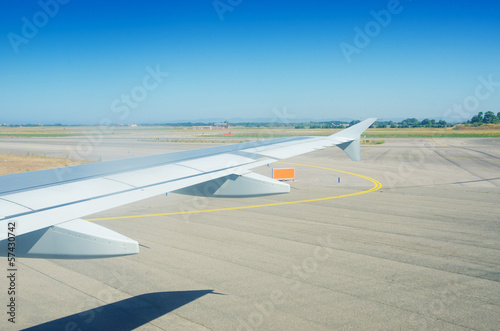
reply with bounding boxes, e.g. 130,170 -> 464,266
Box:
1,137 -> 499,330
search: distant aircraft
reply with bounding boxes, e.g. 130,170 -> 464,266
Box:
0,118 -> 376,259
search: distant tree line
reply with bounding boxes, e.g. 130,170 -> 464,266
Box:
3,111 -> 499,128
467,111 -> 500,126
368,111 -> 499,129
372,118 -> 449,129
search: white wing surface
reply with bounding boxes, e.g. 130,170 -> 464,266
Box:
0,118 -> 376,259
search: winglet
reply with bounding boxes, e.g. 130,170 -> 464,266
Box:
330,118 -> 376,161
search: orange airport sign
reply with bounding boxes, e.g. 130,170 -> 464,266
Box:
272,168 -> 295,180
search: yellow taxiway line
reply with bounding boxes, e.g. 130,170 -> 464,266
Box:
87,162 -> 382,221
429,139 -> 448,146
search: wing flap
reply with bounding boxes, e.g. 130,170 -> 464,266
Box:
251,137 -> 334,159
176,153 -> 255,172
105,163 -> 202,187
2,178 -> 133,211
0,199 -> 32,218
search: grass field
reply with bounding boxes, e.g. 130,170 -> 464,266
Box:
0,153 -> 90,175
1,124 -> 500,139
364,131 -> 500,138
203,127 -> 500,138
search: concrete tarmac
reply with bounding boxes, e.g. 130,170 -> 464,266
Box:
1,137 -> 499,330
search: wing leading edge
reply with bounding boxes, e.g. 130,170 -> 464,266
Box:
0,118 -> 376,259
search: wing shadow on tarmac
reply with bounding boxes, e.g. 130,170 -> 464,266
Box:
23,290 -> 217,330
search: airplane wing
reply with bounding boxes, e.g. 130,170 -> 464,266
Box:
0,118 -> 376,259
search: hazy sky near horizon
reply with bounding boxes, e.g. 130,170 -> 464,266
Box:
1,0 -> 499,124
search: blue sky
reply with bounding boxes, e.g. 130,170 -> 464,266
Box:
1,0 -> 499,124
